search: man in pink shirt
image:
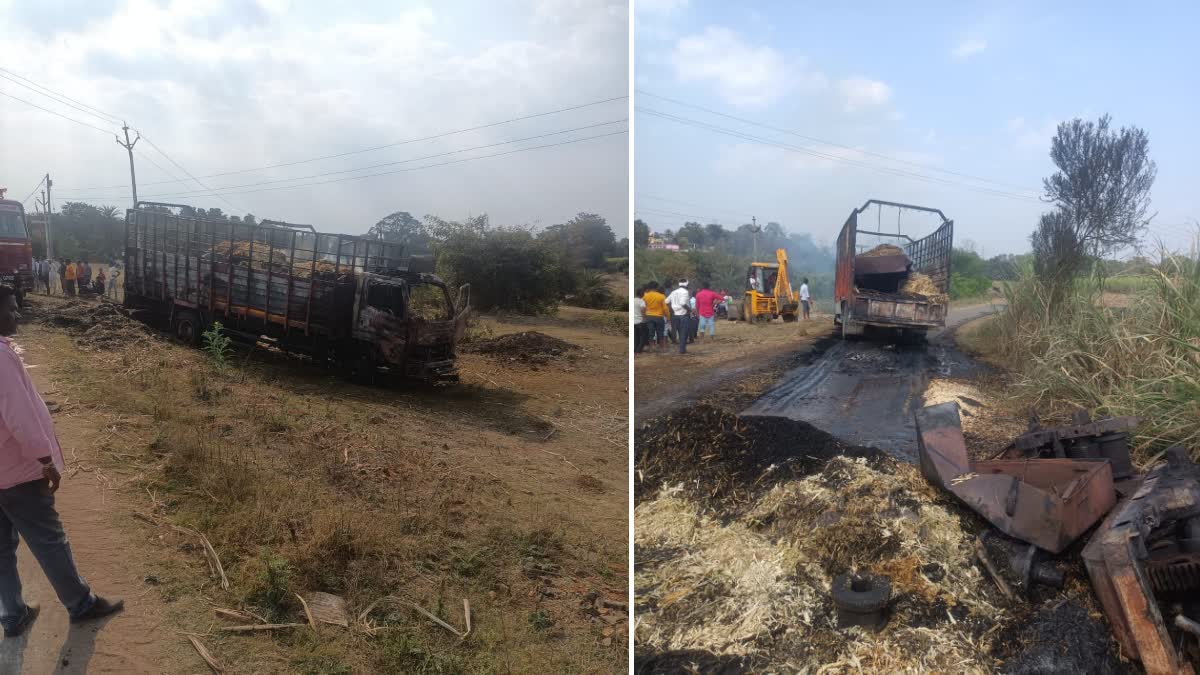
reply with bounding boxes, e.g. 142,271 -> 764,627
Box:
0,286 -> 123,636
694,286 -> 721,339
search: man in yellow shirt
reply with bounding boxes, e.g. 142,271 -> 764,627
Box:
642,281 -> 668,349
63,260 -> 77,297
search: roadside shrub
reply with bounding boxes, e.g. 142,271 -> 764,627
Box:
570,270 -> 616,309
991,253 -> 1200,464
949,272 -> 991,300
433,225 -> 566,315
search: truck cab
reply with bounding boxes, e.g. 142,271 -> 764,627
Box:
0,200 -> 34,304
352,271 -> 470,380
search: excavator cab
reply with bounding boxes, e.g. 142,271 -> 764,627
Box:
740,249 -> 800,322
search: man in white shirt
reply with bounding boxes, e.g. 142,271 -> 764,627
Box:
666,279 -> 691,354
632,288 -> 647,354
107,262 -> 120,301
800,277 -> 811,320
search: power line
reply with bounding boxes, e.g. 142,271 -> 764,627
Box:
638,89 -> 1042,195
115,119 -> 630,201
0,70 -> 123,126
20,176 -> 47,205
67,95 -> 630,192
80,128 -> 626,201
0,89 -> 116,135
638,106 -> 1045,204
636,206 -> 729,223
637,193 -> 754,219
137,133 -> 240,211
0,67 -> 123,124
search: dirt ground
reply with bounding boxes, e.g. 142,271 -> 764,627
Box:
634,313 -> 834,422
11,295 -> 628,673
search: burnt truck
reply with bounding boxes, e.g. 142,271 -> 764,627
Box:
124,202 -> 469,381
834,199 -> 953,340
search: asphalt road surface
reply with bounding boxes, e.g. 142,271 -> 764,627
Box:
742,303 -> 1000,462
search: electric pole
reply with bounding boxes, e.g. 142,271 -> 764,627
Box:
115,122 -> 140,207
43,174 -> 53,259
751,216 -> 759,261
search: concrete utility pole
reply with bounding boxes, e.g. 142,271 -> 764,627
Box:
751,215 -> 759,261
43,174 -> 53,259
115,122 -> 140,207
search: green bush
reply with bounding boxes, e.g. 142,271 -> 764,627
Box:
949,272 -> 992,300
202,322 -> 232,367
432,225 -> 568,315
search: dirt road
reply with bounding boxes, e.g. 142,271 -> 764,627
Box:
743,303 -> 1002,461
634,315 -> 833,423
0,341 -> 189,674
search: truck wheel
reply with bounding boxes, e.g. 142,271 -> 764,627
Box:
782,313 -> 797,323
173,310 -> 204,346
740,301 -> 749,322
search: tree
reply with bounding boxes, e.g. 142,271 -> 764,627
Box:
677,222 -> 706,249
99,205 -> 119,220
539,212 -> 615,268
1033,114 -> 1157,280
368,211 -> 430,253
243,213 -> 257,226
205,207 -> 226,221
705,223 -> 726,249
634,219 -> 649,248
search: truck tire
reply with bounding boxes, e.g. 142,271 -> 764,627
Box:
782,313 -> 797,323
173,310 -> 204,346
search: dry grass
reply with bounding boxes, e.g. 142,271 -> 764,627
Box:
32,298 -> 627,674
984,255 -> 1200,465
635,458 -> 1007,672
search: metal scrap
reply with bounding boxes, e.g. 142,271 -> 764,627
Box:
916,402 -> 1117,553
1082,446 -> 1200,675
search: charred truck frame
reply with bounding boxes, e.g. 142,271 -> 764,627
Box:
834,199 -> 953,340
123,202 -> 469,381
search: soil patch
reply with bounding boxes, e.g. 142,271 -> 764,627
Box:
635,404 -> 892,507
997,600 -> 1131,674
462,330 -> 580,365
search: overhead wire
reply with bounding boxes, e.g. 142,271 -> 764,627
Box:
0,69 -> 123,126
66,95 -> 631,192
54,128 -> 627,202
0,89 -> 117,135
637,89 -> 1042,195
117,119 -> 630,200
638,106 -> 1046,204
20,176 -> 47,205
136,134 -> 241,211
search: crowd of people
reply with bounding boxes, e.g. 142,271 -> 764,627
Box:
632,279 -> 735,354
31,258 -> 121,300
632,276 -> 813,355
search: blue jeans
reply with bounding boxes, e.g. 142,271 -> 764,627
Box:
697,315 -> 715,336
0,479 -> 95,631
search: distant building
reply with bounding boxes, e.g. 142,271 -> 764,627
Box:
647,232 -> 680,251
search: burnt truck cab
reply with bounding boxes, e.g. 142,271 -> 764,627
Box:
352,270 -> 470,381
0,200 -> 34,304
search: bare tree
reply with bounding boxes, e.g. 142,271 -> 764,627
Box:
1034,114 -> 1157,280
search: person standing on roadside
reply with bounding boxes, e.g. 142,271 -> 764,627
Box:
666,279 -> 691,354
695,285 -> 720,339
0,286 -> 125,636
642,281 -> 668,350
63,260 -> 76,297
632,286 -> 647,355
800,277 -> 811,320
107,261 -> 119,301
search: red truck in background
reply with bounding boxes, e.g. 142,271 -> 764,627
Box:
0,199 -> 34,305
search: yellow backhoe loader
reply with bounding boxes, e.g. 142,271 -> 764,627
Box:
740,248 -> 799,322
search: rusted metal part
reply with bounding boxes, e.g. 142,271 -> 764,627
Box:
1082,447 -> 1200,675
916,402 -> 1117,553
1008,539 -> 1065,592
854,253 -> 909,276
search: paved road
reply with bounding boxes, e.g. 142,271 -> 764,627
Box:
741,303 -> 1001,462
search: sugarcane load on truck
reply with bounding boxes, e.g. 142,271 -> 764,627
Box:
122,202 -> 470,381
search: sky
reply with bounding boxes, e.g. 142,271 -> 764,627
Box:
634,0 -> 1199,257
0,0 -> 629,236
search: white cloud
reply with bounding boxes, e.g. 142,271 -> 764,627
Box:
952,38 -> 988,60
669,26 -> 822,106
0,0 -> 629,233
837,77 -> 891,112
635,0 -> 688,15
1007,116 -> 1060,151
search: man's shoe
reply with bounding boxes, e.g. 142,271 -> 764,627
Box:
70,596 -> 124,624
4,602 -> 40,637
